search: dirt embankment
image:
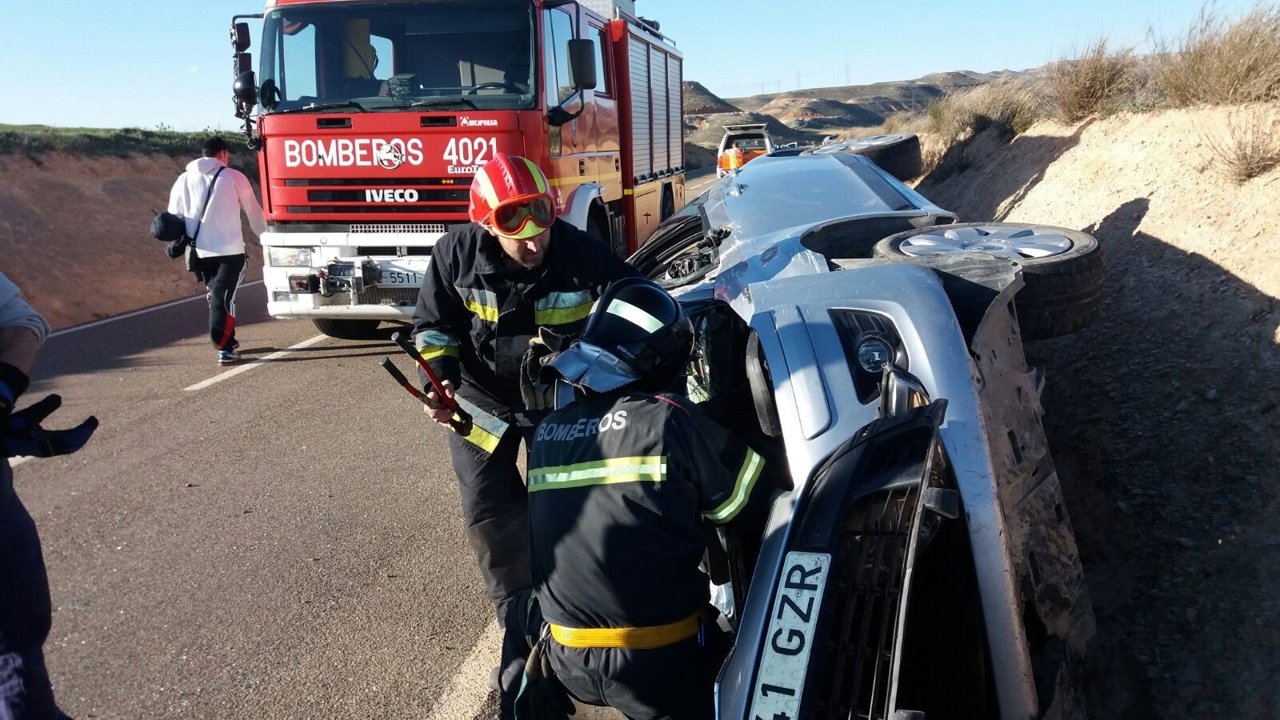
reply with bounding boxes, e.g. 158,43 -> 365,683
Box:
919,106 -> 1279,720
1,105 -> 1276,718
0,153 -> 263,329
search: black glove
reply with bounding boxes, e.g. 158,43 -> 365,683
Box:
2,394 -> 99,459
519,328 -> 569,412
0,361 -> 29,426
514,635 -> 576,720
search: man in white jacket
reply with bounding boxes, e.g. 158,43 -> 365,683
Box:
168,137 -> 267,366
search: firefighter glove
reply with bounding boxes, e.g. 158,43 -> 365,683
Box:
1,394 -> 99,460
514,636 -> 575,720
0,362 -> 30,426
519,338 -> 560,412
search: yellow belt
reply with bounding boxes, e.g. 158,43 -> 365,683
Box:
549,613 -> 701,650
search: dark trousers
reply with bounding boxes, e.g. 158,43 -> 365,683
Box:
547,622 -> 731,720
201,254 -> 246,350
0,464 -> 65,719
446,422 -> 535,625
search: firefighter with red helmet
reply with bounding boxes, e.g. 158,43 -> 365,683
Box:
411,154 -> 637,636
501,277 -> 782,719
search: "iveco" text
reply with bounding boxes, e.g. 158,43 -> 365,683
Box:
364,189 -> 420,203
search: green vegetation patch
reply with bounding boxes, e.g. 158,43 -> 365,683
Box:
0,125 -> 216,158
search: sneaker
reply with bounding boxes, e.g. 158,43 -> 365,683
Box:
217,350 -> 241,366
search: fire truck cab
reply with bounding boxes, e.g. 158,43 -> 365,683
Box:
229,0 -> 684,338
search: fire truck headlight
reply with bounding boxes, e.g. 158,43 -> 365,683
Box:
268,247 -> 314,267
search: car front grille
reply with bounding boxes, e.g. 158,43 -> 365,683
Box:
810,486 -> 919,720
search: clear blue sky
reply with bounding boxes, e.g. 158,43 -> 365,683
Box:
0,0 -> 1262,131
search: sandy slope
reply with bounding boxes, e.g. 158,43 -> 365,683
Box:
919,104 -> 1279,719
0,152 -> 263,330
2,104 -> 1277,717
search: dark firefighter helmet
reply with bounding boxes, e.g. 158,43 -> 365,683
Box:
548,277 -> 694,393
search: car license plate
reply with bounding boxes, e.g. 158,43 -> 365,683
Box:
381,269 -> 423,287
749,551 -> 830,720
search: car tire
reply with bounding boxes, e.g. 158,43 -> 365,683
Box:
842,133 -> 923,181
312,318 -> 383,339
873,222 -> 1105,341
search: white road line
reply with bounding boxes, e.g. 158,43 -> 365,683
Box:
48,281 -> 265,338
184,334 -> 328,392
426,619 -> 502,720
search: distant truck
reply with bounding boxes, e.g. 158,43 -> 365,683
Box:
227,0 -> 685,338
716,122 -> 774,177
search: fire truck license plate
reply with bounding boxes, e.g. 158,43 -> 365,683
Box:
748,551 -> 830,720
381,270 -> 423,287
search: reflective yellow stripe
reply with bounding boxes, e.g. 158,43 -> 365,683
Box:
549,613 -> 699,649
527,456 -> 665,492
520,156 -> 549,195
705,449 -> 765,524
416,330 -> 460,361
419,345 -> 460,361
453,396 -> 508,453
534,303 -> 592,326
464,299 -> 499,323
473,164 -> 500,208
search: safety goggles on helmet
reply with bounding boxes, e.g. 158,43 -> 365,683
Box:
469,153 -> 556,239
489,195 -> 555,239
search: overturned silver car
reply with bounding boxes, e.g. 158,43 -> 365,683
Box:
629,150 -> 1101,719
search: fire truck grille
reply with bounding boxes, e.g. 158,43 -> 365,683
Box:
349,223 -> 447,234
306,189 -> 468,202
809,486 -> 918,720
356,287 -> 419,307
287,205 -> 469,215
285,177 -> 468,187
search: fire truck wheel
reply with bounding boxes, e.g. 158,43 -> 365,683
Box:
588,215 -> 623,259
660,186 -> 676,222
312,318 -> 383,340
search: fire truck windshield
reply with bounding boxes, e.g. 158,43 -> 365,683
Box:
258,1 -> 536,113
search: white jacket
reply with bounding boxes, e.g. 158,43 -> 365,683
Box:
167,157 -> 268,258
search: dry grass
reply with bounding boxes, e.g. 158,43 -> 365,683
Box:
1153,4 -> 1280,106
926,78 -> 1047,141
1049,39 -> 1138,121
1202,103 -> 1280,181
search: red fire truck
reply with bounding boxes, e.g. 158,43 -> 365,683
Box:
228,0 -> 685,338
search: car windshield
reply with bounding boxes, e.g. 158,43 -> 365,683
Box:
258,0 -> 536,113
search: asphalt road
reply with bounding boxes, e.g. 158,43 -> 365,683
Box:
16,284 -> 516,719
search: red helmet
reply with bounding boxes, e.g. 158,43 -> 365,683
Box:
469,153 -> 555,240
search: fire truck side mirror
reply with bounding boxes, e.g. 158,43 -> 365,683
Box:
232,22 -> 251,53
567,39 -> 597,91
236,52 -> 253,76
234,71 -> 259,108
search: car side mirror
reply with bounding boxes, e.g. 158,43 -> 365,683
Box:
568,39 -> 597,90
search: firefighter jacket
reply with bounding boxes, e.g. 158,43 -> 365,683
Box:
526,391 -> 771,630
412,220 -> 637,451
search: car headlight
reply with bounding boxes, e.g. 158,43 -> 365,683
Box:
267,247 -> 313,267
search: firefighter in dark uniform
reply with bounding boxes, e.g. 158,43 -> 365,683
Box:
412,153 -> 637,632
508,277 -> 780,719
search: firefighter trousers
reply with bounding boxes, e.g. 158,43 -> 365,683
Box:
446,422 -> 535,626
545,621 -> 732,720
